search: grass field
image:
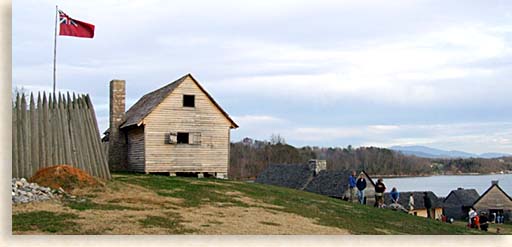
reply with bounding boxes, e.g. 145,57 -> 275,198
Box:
11,173 -> 500,235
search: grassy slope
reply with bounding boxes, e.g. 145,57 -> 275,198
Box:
114,173 -> 481,234
12,173 -> 494,235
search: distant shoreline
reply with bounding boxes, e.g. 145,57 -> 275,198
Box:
373,172 -> 512,179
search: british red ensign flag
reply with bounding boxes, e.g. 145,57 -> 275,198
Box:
58,10 -> 95,38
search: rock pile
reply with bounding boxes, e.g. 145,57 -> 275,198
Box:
12,178 -> 65,204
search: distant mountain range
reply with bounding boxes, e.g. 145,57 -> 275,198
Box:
389,145 -> 511,159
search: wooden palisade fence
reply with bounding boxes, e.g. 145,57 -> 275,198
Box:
12,92 -> 111,180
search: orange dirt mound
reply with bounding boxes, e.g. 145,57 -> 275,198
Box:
29,164 -> 102,191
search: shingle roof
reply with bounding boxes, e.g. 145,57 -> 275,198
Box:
443,188 -> 480,207
254,164 -> 314,190
303,170 -> 352,198
255,164 -> 374,199
120,74 -> 238,129
472,183 -> 512,206
384,191 -> 442,209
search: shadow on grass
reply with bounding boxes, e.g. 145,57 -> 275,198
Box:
13,211 -> 80,233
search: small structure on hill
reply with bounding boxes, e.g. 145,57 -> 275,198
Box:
103,74 -> 238,178
442,188 -> 480,220
384,191 -> 443,219
472,181 -> 512,223
255,162 -> 376,205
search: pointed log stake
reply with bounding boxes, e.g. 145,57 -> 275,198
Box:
30,93 -> 38,176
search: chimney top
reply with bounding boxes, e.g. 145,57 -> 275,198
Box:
457,187 -> 464,190
491,180 -> 499,185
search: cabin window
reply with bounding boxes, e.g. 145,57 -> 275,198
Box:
183,95 -> 195,107
177,132 -> 189,144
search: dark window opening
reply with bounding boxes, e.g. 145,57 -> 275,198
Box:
183,95 -> 195,107
177,132 -> 189,144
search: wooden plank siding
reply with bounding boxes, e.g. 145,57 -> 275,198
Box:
126,126 -> 145,172
142,77 -> 232,173
409,208 -> 443,219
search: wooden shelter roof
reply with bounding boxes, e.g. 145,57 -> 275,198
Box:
120,74 -> 238,129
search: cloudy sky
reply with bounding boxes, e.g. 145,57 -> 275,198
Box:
12,0 -> 512,154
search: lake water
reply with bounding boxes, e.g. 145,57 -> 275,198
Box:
375,174 -> 512,198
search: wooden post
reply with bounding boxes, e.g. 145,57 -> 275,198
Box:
29,93 -> 39,175
61,93 -> 73,166
42,93 -> 51,168
20,94 -> 29,178
57,93 -> 68,164
69,94 -> 84,171
66,92 -> 79,168
81,95 -> 101,178
37,93 -> 45,172
12,95 -> 19,178
76,96 -> 94,176
55,93 -> 64,165
85,94 -> 111,179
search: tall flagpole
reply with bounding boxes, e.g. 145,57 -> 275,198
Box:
53,5 -> 58,95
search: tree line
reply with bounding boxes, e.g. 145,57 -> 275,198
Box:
228,136 -> 512,180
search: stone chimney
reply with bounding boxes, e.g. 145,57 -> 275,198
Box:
108,79 -> 127,171
308,159 -> 327,175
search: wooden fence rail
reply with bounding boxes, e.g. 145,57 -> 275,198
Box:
12,92 -> 111,180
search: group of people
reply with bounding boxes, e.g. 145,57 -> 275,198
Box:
492,212 -> 506,224
468,208 -> 489,231
347,171 -> 435,218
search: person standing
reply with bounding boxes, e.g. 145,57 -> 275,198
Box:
390,187 -> 400,204
348,170 -> 357,202
479,212 -> 489,231
423,192 -> 432,219
408,192 -> 415,211
468,208 -> 477,227
474,213 -> 480,230
374,178 -> 386,208
356,173 -> 367,204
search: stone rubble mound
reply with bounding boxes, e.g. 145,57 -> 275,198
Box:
12,178 -> 66,204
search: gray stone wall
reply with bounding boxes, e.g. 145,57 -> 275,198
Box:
108,80 -> 127,171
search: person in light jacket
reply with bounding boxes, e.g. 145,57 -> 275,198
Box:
468,208 -> 477,227
356,173 -> 367,204
408,192 -> 415,211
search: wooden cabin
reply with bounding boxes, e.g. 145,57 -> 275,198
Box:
472,181 -> 512,223
384,191 -> 443,219
103,74 -> 238,178
443,188 -> 480,220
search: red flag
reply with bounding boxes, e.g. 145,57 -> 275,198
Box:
58,10 -> 95,38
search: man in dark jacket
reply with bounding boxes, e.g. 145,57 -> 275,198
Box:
423,192 -> 433,219
348,171 -> 357,202
479,212 -> 489,231
374,178 -> 386,208
356,173 -> 366,204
